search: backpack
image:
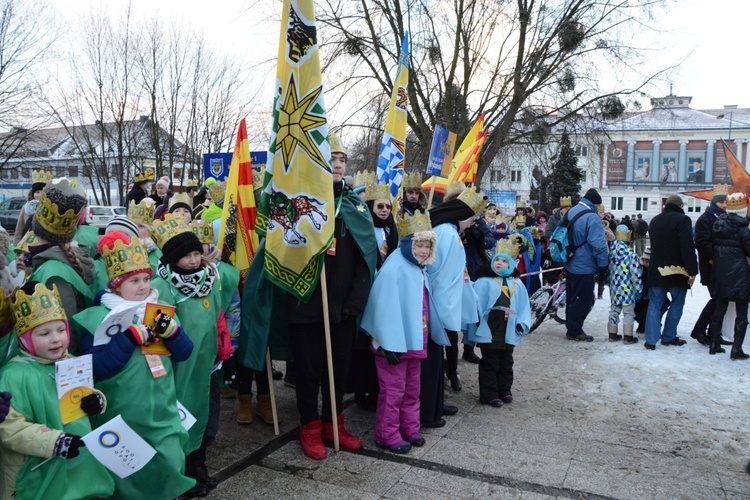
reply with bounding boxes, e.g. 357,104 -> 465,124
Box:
635,219 -> 648,236
549,208 -> 594,263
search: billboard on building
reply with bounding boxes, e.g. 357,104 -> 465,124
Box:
606,141 -> 713,186
485,190 -> 516,217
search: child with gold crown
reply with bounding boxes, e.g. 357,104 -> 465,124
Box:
73,231 -> 197,499
466,238 -> 531,407
361,211 -> 444,454
0,282 -> 115,500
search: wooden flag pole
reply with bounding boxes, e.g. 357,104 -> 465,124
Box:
319,263 -> 340,451
265,348 -> 280,435
427,176 -> 438,209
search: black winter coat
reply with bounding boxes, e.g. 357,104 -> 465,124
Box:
648,203 -> 698,288
694,202 -> 725,286
125,184 -> 148,206
710,213 -> 750,300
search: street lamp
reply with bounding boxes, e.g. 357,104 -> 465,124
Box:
717,112 -> 734,182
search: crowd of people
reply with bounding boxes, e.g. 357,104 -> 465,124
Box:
0,148 -> 748,499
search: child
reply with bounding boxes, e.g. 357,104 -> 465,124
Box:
168,193 -> 194,223
0,282 -> 115,500
74,232 -> 197,499
128,198 -> 162,270
607,225 -> 643,344
149,215 -> 224,492
361,212 -> 441,454
467,239 -> 531,407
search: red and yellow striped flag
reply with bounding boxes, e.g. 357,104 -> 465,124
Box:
218,118 -> 259,273
423,113 -> 486,193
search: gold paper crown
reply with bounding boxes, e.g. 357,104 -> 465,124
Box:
186,179 -> 199,188
169,192 -> 193,211
151,214 -> 193,250
494,237 -> 520,260
191,219 -> 215,245
457,187 -> 488,215
15,231 -> 39,254
445,181 -> 465,200
516,200 -> 526,209
485,206 -> 499,218
615,226 -> 632,242
0,289 -> 12,327
31,170 -> 54,185
355,171 -> 376,189
101,236 -> 151,281
560,196 -> 572,208
598,204 -> 606,212
253,165 -> 266,190
36,181 -> 86,238
128,199 -> 156,226
330,133 -> 347,156
495,215 -> 510,230
657,265 -> 689,277
396,211 -> 432,239
208,180 -> 227,203
401,172 -> 422,190
726,192 -> 747,211
713,183 -> 730,197
529,226 -> 542,240
134,168 -> 155,184
12,283 -> 67,335
366,182 -> 391,201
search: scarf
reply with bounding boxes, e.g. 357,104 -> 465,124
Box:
157,261 -> 217,299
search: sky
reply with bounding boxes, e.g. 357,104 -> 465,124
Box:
48,0 -> 749,112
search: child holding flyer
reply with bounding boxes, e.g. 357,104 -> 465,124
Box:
74,231 -> 197,499
466,239 -> 531,407
0,282 -> 115,500
361,212 -> 443,454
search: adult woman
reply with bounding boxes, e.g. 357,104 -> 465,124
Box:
14,170 -> 52,245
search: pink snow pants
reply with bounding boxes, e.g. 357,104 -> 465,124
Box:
374,356 -> 421,446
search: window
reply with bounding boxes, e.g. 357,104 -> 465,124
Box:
636,197 -> 648,211
687,198 -> 702,213
10,168 -> 18,180
610,197 -> 623,211
575,145 -> 588,157
581,170 -> 587,182
174,167 -> 184,179
68,166 -> 78,177
510,169 -> 522,182
490,170 -> 502,182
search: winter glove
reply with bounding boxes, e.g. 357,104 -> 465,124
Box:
53,433 -> 85,459
0,392 -> 10,424
465,224 -> 483,242
80,393 -> 105,416
378,347 -> 402,365
518,243 -> 529,254
152,312 -> 179,340
123,324 -> 153,346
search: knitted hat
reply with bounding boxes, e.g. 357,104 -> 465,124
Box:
168,193 -> 193,213
32,178 -> 87,244
665,194 -> 683,207
161,231 -> 203,265
583,188 -> 602,205
97,232 -> 152,291
156,176 -> 171,189
105,216 -> 139,240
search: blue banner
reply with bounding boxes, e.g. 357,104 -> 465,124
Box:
203,153 -> 233,180
426,125 -> 456,177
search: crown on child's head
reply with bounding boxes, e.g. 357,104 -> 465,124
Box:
191,219 -> 215,245
101,236 -> 150,281
494,237 -> 520,260
615,224 -> 631,242
15,231 -> 39,254
560,196 -> 572,208
134,168 -> 155,184
169,192 -> 193,211
396,211 -> 432,239
713,183 -> 730,197
458,187 -> 488,215
528,226 -> 542,240
485,205 -> 499,218
401,172 -> 422,190
151,214 -> 193,250
35,179 -> 87,239
128,199 -> 156,225
12,283 -> 66,335
186,179 -> 199,188
495,215 -> 510,232
208,179 -> 227,204
31,170 -> 54,185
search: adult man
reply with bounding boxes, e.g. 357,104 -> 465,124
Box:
644,195 -> 698,350
563,188 -> 608,341
401,172 -> 427,215
125,169 -> 155,205
633,213 -> 648,256
692,185 -> 728,345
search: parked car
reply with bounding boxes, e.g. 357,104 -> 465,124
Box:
86,206 -> 127,229
0,197 -> 26,233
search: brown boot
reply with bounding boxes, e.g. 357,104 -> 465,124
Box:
321,413 -> 363,451
236,394 -> 253,424
622,324 -> 639,344
256,394 -> 274,424
299,420 -> 326,460
607,323 -> 622,342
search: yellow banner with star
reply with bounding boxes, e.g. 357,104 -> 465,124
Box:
256,0 -> 334,302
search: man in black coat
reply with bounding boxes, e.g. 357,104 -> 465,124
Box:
691,191 -> 728,345
643,195 -> 698,350
125,169 -> 155,206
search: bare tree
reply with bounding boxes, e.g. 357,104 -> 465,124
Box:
317,0 -> 672,184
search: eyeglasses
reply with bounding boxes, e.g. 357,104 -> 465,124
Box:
376,203 -> 392,210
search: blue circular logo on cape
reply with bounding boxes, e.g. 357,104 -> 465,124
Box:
106,324 -> 122,338
178,408 -> 187,421
99,430 -> 121,448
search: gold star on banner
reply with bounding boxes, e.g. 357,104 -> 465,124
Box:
274,74 -> 328,172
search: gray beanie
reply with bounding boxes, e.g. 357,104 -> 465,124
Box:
105,216 -> 140,240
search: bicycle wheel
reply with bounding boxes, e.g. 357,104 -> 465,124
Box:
529,287 -> 553,333
551,290 -> 566,324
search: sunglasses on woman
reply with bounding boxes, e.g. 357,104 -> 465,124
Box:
376,203 -> 392,210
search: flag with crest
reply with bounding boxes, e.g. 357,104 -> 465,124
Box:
218,118 -> 259,276
377,32 -> 410,198
256,0 -> 334,302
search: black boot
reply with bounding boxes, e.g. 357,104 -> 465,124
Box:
445,331 -> 461,392
708,320 -> 726,355
731,323 -> 749,360
462,346 -> 480,364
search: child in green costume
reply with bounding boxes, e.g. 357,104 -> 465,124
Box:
150,214 -> 224,494
0,282 -> 114,500
74,231 -> 197,499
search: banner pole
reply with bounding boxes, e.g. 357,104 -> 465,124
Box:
427,176 -> 438,209
319,264 -> 339,451
265,348 -> 280,436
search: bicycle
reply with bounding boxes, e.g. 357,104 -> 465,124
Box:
528,270 -> 566,333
